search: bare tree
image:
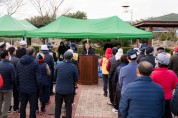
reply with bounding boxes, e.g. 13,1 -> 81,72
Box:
3,0 -> 25,15
30,0 -> 70,18
30,0 -> 48,17
48,0 -> 65,18
165,28 -> 178,43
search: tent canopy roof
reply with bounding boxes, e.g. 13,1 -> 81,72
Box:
27,16 -> 153,39
147,13 -> 178,22
0,15 -> 37,37
17,20 -> 37,31
134,13 -> 178,27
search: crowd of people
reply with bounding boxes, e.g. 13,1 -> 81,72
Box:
1,39 -> 178,118
0,40 -> 95,118
100,45 -> 178,118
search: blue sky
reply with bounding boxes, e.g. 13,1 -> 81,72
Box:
1,0 -> 178,22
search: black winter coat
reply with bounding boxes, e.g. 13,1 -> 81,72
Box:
171,84 -> 178,116
169,54 -> 178,77
82,48 -> 95,55
16,55 -> 40,93
140,54 -> 155,67
109,60 -> 121,85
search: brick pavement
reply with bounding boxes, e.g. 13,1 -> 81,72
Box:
8,78 -> 117,118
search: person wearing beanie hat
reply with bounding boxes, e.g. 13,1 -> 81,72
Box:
36,53 -> 51,113
40,45 -> 54,100
6,42 -> 12,50
156,53 -> 170,65
140,46 -> 155,67
151,52 -> 177,118
115,48 -> 123,61
119,49 -> 138,95
66,49 -> 78,68
67,47 -> 79,61
55,51 -> 78,118
112,47 -> 118,55
16,40 -> 27,59
169,46 -> 178,77
100,48 -> 112,97
36,53 -> 45,62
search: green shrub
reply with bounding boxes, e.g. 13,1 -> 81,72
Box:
31,46 -> 132,58
165,47 -> 173,54
77,48 -> 82,54
32,46 -> 40,53
78,47 -> 104,56
95,47 -> 104,56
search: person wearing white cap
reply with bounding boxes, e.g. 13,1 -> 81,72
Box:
40,45 -> 54,103
5,42 -> 11,50
16,40 -> 27,58
151,52 -> 178,118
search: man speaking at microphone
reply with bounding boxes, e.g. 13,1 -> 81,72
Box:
82,43 -> 95,55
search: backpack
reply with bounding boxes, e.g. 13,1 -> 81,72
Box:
0,74 -> 4,88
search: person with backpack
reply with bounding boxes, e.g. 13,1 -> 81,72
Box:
40,45 -> 54,102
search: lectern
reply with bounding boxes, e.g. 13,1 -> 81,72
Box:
78,55 -> 98,85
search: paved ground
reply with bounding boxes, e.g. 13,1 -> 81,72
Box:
8,78 -> 117,118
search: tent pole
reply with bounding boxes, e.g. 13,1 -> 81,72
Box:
11,38 -> 12,45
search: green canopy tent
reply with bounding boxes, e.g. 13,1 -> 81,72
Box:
27,16 -> 153,39
17,19 -> 37,31
0,15 -> 37,37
